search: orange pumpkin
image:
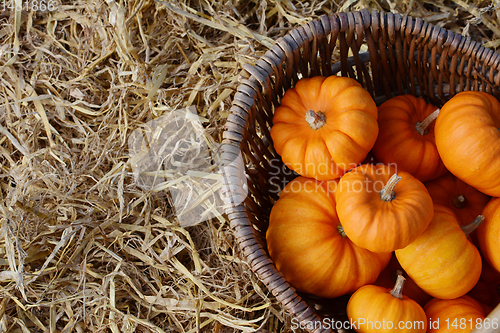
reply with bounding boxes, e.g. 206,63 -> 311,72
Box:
435,91 -> 500,197
374,253 -> 432,306
477,197 -> 500,274
372,95 -> 446,181
424,296 -> 487,333
347,272 -> 427,333
395,205 -> 482,299
271,76 -> 378,180
266,176 -> 391,298
424,172 -> 491,227
336,163 -> 434,252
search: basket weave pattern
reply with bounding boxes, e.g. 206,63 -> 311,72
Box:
221,9 -> 500,333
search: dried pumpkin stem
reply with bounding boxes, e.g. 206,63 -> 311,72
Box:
461,215 -> 485,237
380,173 -> 402,202
415,109 -> 440,135
306,110 -> 326,130
452,194 -> 467,209
337,223 -> 347,238
389,270 -> 406,300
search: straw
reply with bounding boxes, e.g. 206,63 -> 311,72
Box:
0,0 -> 498,331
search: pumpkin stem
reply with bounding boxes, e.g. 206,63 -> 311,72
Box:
389,270 -> 406,300
380,173 -> 402,202
337,223 -> 347,238
415,109 -> 440,135
452,194 -> 467,209
306,110 -> 326,130
461,215 -> 485,237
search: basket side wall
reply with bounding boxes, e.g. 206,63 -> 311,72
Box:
222,9 -> 500,333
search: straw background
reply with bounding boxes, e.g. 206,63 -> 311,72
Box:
0,0 -> 499,332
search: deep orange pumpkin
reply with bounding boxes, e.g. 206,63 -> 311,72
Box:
435,91 -> 500,196
336,163 -> 434,252
347,273 -> 427,333
395,205 -> 482,299
271,76 -> 378,180
477,197 -> 500,274
424,296 -> 487,333
372,94 -> 446,181
424,172 -> 491,227
266,176 -> 391,298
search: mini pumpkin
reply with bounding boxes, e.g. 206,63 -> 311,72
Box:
435,91 -> 500,197
347,272 -> 427,333
424,296 -> 487,333
373,94 -> 446,181
395,205 -> 482,299
424,172 -> 491,227
336,163 -> 434,252
271,76 -> 378,180
477,197 -> 500,274
266,176 -> 391,298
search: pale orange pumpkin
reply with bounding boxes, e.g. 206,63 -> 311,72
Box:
373,94 -> 446,181
435,91 -> 500,196
266,176 -> 391,298
336,163 -> 434,253
347,272 -> 427,333
396,205 -> 482,299
271,76 -> 378,180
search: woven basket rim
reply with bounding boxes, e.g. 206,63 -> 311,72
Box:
221,9 -> 500,333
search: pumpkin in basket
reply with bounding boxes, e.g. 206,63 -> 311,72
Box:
435,91 -> 500,197
347,272 -> 427,333
424,296 -> 488,333
372,95 -> 446,182
270,75 -> 378,181
395,205 -> 482,299
336,163 -> 434,253
266,176 -> 391,298
477,197 -> 500,274
424,172 -> 491,227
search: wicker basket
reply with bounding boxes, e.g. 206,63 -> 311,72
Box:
220,9 -> 500,333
